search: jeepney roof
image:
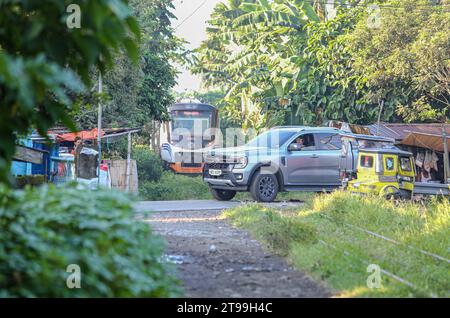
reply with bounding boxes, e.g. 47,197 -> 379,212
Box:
359,147 -> 413,157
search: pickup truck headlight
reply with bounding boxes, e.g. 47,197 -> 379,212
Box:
234,156 -> 248,169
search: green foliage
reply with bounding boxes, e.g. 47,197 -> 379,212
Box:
345,0 -> 450,123
194,0 -> 450,129
0,184 -> 181,297
0,0 -> 140,183
193,0 -> 321,130
224,191 -> 450,297
133,145 -> 163,183
396,97 -> 448,123
291,11 -> 377,125
139,172 -> 211,201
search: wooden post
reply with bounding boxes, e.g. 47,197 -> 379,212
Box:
97,73 -> 103,185
443,127 -> 449,184
125,132 -> 132,192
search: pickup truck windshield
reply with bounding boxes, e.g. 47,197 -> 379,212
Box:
247,130 -> 297,149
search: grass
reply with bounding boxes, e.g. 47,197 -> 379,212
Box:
139,172 -> 211,200
223,191 -> 450,297
139,171 -> 316,202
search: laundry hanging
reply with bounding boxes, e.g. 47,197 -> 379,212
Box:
431,151 -> 439,172
415,152 -> 424,168
424,151 -> 432,172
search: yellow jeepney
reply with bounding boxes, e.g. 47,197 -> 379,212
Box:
346,148 -> 416,199
345,148 -> 450,198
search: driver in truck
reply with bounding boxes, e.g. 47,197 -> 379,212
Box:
294,136 -> 305,149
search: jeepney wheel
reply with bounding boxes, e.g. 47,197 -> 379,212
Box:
380,186 -> 401,200
399,189 -> 412,200
210,188 -> 237,201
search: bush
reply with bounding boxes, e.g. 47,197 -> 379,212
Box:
139,172 -> 211,201
133,145 -> 163,183
0,184 -> 180,297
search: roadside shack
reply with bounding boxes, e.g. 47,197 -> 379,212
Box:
366,123 -> 450,186
12,127 -> 141,192
54,127 -> 141,191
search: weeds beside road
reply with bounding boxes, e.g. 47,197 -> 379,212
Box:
224,192 -> 450,297
139,172 -> 315,202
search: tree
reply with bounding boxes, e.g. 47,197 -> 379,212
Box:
0,0 -> 140,183
72,0 -> 186,131
345,0 -> 450,123
192,0 -> 321,131
194,0 -> 450,129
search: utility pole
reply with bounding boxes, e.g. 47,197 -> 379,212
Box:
97,73 -> 103,185
376,100 -> 384,136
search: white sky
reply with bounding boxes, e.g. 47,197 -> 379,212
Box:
172,0 -> 224,93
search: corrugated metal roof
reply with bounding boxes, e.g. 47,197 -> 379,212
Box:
366,123 -> 450,141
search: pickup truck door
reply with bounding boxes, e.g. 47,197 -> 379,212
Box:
284,133 -> 323,185
314,133 -> 344,185
340,136 -> 357,173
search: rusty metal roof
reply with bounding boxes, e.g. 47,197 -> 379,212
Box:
366,123 -> 450,141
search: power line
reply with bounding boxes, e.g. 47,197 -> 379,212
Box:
174,0 -> 209,30
313,0 -> 450,11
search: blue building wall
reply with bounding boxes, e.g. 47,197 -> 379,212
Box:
11,138 -> 59,180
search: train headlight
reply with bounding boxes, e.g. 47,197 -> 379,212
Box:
234,156 -> 248,169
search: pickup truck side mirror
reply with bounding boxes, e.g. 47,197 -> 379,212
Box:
288,143 -> 302,152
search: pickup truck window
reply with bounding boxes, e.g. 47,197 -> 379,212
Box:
247,130 -> 296,149
316,133 -> 342,150
289,133 -> 316,150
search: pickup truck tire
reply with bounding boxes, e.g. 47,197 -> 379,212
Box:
250,172 -> 279,202
210,188 -> 237,201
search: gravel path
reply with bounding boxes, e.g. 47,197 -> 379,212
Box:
142,209 -> 330,298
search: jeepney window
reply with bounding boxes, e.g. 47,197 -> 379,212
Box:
400,157 -> 412,171
360,155 -> 374,168
385,157 -> 395,171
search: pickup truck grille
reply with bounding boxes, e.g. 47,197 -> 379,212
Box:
203,162 -> 233,179
205,163 -> 231,170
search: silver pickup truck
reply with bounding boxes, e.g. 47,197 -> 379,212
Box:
203,126 -> 393,202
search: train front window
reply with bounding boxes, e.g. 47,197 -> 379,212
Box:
171,110 -> 212,135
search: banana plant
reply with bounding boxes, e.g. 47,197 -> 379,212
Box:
192,0 -> 321,129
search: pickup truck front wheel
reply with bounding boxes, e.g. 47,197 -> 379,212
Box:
250,172 -> 279,202
210,188 -> 237,201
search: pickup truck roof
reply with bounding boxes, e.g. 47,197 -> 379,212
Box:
270,126 -> 340,133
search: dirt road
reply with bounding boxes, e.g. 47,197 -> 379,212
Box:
142,207 -> 330,298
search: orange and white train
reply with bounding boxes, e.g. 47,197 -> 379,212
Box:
159,102 -> 219,174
